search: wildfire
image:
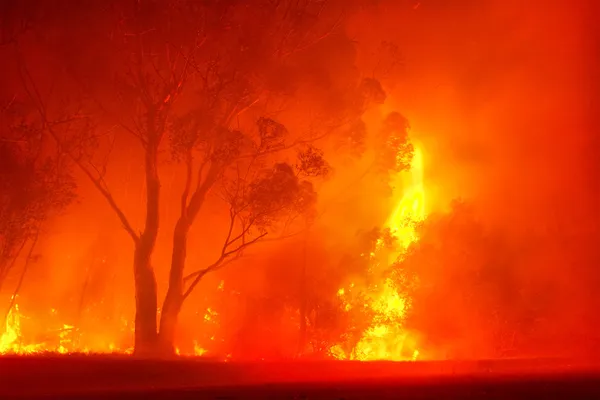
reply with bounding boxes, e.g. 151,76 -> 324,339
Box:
0,299 -> 125,355
0,296 -> 214,356
330,145 -> 425,361
0,302 -> 67,354
387,146 -> 426,249
0,303 -> 31,354
0,141 -> 428,361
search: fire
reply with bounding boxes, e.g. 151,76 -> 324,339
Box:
0,287 -> 227,356
0,300 -> 220,356
0,295 -> 133,355
330,144 -> 425,361
388,146 -> 426,248
0,302 -> 49,354
1,303 -> 24,354
0,140 -> 428,361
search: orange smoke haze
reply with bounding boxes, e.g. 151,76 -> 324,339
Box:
1,0 -> 598,359
347,0 -> 598,357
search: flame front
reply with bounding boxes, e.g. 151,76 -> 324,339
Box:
330,145 -> 425,361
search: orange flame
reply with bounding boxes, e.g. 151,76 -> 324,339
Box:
330,144 -> 425,361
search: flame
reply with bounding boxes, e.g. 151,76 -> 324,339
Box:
330,144 -> 425,361
388,146 -> 426,248
0,295 -> 134,355
0,294 -> 221,356
0,302 -> 47,354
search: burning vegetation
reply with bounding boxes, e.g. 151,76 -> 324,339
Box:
0,0 -> 596,361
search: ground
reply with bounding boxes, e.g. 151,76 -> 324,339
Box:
1,356 -> 600,399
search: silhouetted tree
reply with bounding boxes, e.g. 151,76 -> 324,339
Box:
10,0 -> 372,355
0,99 -> 75,302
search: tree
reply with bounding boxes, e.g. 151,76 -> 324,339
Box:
10,0 -> 372,355
232,105 -> 417,359
0,98 -> 75,311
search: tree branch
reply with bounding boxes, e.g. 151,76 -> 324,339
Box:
180,150 -> 193,219
3,227 -> 39,329
182,256 -> 238,287
280,7 -> 344,58
182,230 -> 267,300
257,228 -> 306,244
77,160 -> 140,243
238,119 -> 346,160
185,161 -> 220,225
0,238 -> 27,294
15,49 -> 140,244
221,206 -> 236,255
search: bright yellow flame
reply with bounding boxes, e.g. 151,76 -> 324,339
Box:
387,145 -> 426,250
0,304 -> 21,353
194,341 -> 208,356
0,302 -> 46,354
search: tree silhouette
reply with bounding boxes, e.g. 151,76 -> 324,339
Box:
0,98 -> 75,304
9,0 -> 373,355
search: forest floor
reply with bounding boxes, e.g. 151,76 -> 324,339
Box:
1,355 -> 600,399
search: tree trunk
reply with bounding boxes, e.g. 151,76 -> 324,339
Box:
297,231 -> 309,357
298,252 -> 307,357
134,119 -> 161,356
158,218 -> 188,354
157,159 -> 215,354
133,240 -> 159,356
158,294 -> 182,355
